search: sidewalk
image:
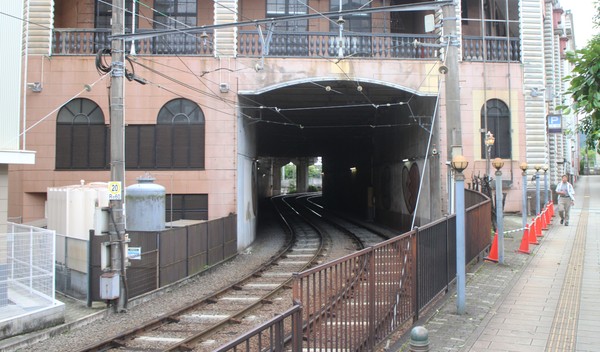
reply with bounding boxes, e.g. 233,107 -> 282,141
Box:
390,175 -> 600,352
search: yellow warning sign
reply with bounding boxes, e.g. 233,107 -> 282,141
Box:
108,181 -> 122,200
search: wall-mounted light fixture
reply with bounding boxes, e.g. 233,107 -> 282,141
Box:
27,82 -> 42,93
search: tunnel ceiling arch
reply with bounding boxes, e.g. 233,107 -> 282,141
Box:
240,80 -> 437,157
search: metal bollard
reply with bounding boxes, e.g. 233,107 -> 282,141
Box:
409,326 -> 430,352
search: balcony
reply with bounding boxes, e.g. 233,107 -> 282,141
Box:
463,35 -> 520,62
52,28 -> 520,62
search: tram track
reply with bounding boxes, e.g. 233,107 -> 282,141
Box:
77,194 -> 390,352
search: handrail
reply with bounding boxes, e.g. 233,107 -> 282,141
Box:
51,28 -> 520,62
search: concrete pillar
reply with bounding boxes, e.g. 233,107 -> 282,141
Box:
296,158 -> 309,193
272,159 -> 288,196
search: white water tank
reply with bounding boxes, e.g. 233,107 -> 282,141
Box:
126,175 -> 166,231
47,181 -> 110,240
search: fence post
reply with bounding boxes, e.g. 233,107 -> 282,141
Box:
87,230 -> 93,307
292,301 -> 303,352
413,227 -> 419,322
29,227 -> 34,295
51,229 -> 56,302
274,317 -> 284,352
369,248 -> 376,349
156,232 -> 160,289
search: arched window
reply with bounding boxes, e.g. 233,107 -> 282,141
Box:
56,98 -> 108,169
480,99 -> 511,159
126,98 -> 205,169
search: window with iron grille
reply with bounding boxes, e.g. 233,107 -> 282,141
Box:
480,99 -> 511,159
126,98 -> 205,170
329,0 -> 371,32
153,0 -> 198,53
56,98 -> 109,170
95,0 -> 135,29
266,0 -> 308,31
154,0 -> 197,28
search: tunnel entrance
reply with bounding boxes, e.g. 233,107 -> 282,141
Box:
238,78 -> 440,233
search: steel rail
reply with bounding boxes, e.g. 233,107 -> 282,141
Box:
281,194 -> 393,352
163,195 -> 328,351
76,195 -> 318,352
77,194 -> 386,352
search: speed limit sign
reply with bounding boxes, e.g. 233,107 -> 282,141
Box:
108,181 -> 122,200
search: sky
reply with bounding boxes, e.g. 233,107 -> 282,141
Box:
563,0 -> 598,48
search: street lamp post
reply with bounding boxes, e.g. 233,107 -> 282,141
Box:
484,132 -> 495,181
542,164 -> 549,206
534,164 -> 541,215
452,155 -> 469,315
520,162 -> 528,229
492,158 -> 505,264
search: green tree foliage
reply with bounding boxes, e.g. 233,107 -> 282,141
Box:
308,164 -> 322,178
564,5 -> 600,153
283,163 -> 295,179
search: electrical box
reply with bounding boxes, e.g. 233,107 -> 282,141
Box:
424,14 -> 435,33
101,242 -> 111,271
94,207 -> 110,236
100,272 -> 120,300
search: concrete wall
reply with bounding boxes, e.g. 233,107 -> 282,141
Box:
236,108 -> 257,250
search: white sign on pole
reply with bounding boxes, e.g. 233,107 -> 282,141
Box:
108,181 -> 122,200
127,247 -> 142,260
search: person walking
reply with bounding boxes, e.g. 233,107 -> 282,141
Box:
555,174 -> 575,226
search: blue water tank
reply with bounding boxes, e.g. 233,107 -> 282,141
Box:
126,175 -> 165,231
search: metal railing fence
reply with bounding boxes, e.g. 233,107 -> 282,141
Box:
224,190 -> 490,351
0,223 -> 55,321
291,194 -> 490,351
214,304 -> 303,352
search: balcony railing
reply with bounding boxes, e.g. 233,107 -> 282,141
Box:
238,30 -> 440,59
52,28 -> 213,56
463,35 -> 520,62
52,29 -> 520,63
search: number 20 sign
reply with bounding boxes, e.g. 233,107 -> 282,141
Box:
108,181 -> 122,200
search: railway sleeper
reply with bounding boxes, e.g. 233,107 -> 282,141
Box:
167,316 -> 180,323
111,339 -> 126,348
178,343 -> 194,351
228,318 -> 243,324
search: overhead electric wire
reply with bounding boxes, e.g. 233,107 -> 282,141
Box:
0,10 -> 52,30
112,1 -> 453,41
12,1 -> 448,136
0,74 -> 109,150
95,0 -> 446,119
125,0 -> 288,115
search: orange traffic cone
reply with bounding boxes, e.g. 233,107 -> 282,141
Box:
485,230 -> 499,262
549,202 -> 554,218
517,225 -> 531,254
535,215 -> 543,237
544,207 -> 551,228
541,209 -> 549,230
528,221 -> 539,245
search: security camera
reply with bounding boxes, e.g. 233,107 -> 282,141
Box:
438,65 -> 448,74
431,148 -> 438,155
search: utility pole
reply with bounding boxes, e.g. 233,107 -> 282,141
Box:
443,2 -> 462,160
442,2 -> 466,315
110,0 -> 127,312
